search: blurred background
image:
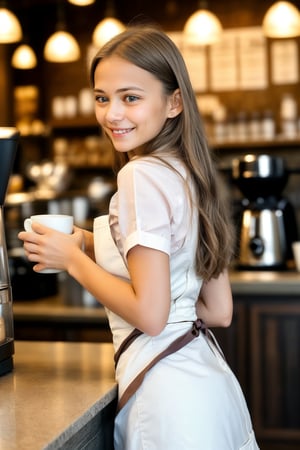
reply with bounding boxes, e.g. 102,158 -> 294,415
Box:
1,2 -> 300,448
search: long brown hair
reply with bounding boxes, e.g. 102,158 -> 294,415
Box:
90,26 -> 234,280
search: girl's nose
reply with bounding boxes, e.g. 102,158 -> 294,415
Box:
105,99 -> 123,122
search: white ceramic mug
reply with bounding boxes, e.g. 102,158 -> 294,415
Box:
24,214 -> 74,274
292,241 -> 300,272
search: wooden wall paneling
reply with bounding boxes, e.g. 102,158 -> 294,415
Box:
0,46 -> 14,125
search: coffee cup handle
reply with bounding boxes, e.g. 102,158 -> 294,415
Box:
24,218 -> 32,232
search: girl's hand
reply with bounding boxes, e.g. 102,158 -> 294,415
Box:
196,270 -> 233,328
18,223 -> 84,273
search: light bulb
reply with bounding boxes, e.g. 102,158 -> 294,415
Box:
44,31 -> 80,62
12,44 -> 37,69
263,1 -> 300,38
183,9 -> 222,45
68,0 -> 95,4
0,8 -> 22,43
92,17 -> 126,48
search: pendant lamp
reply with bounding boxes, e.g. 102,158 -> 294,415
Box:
92,0 -> 125,48
262,1 -> 300,38
68,0 -> 95,4
0,7 -> 22,43
12,44 -> 37,69
183,1 -> 222,45
44,1 -> 80,62
11,7 -> 37,70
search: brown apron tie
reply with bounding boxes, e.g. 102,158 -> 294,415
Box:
114,327 -> 143,368
115,318 -> 207,413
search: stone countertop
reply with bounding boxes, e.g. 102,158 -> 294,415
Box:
13,295 -> 109,323
229,270 -> 300,295
0,341 -> 117,450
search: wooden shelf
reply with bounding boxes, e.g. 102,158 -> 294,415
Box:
49,116 -> 99,129
209,137 -> 300,151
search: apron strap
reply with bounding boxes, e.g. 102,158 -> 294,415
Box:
114,327 -> 143,367
116,318 -> 207,413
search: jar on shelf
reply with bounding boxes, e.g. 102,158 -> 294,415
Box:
261,110 -> 275,140
280,94 -> 297,139
248,111 -> 262,141
235,111 -> 248,141
212,103 -> 227,142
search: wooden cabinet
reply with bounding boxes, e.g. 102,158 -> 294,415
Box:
215,295 -> 300,450
13,296 -> 112,343
250,301 -> 300,448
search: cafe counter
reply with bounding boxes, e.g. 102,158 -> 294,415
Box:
0,341 -> 117,450
229,269 -> 300,295
11,270 -> 300,342
7,270 -> 300,450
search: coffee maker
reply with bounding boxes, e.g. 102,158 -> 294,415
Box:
232,154 -> 298,270
0,127 -> 19,375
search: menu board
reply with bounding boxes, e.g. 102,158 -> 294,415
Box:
270,40 -> 299,84
209,31 -> 238,91
168,27 -> 298,92
168,31 -> 207,92
238,28 -> 268,90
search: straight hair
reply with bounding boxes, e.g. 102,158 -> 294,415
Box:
90,26 -> 235,281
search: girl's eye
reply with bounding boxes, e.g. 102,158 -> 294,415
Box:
125,95 -> 139,103
95,95 -> 108,103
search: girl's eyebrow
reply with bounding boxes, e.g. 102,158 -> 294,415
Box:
94,86 -> 145,94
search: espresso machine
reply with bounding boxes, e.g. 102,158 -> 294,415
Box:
232,154 -> 298,270
0,127 -> 19,375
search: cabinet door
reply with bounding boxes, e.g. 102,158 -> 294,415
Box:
250,302 -> 300,441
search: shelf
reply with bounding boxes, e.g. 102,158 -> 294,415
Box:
209,137 -> 300,151
5,189 -> 90,206
49,116 -> 99,129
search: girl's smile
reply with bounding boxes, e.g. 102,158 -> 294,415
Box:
93,56 -> 174,153
110,127 -> 135,136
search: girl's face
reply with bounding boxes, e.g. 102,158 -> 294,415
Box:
93,56 -> 180,154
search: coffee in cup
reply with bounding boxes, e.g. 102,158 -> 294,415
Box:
292,241 -> 300,272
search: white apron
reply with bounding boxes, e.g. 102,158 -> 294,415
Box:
94,215 -> 259,450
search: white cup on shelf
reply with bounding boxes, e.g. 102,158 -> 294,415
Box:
292,242 -> 300,272
78,88 -> 94,116
52,96 -> 65,119
64,96 -> 77,118
73,196 -> 89,224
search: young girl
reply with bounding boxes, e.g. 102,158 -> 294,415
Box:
19,26 -> 259,449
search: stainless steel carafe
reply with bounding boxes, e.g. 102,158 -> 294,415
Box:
0,127 -> 19,376
239,207 -> 287,269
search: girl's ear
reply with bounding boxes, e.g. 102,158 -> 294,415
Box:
167,89 -> 183,118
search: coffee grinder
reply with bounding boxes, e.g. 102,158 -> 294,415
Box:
0,127 -> 19,375
232,154 -> 298,270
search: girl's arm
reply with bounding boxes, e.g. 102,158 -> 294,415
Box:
80,228 -> 95,260
70,243 -> 171,336
18,223 -> 170,336
196,270 -> 233,328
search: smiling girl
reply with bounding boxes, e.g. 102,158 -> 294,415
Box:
19,26 -> 259,449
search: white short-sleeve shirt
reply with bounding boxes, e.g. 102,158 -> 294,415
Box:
108,156 -> 202,323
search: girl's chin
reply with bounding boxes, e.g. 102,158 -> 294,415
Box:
112,141 -> 139,153
114,146 -> 132,153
